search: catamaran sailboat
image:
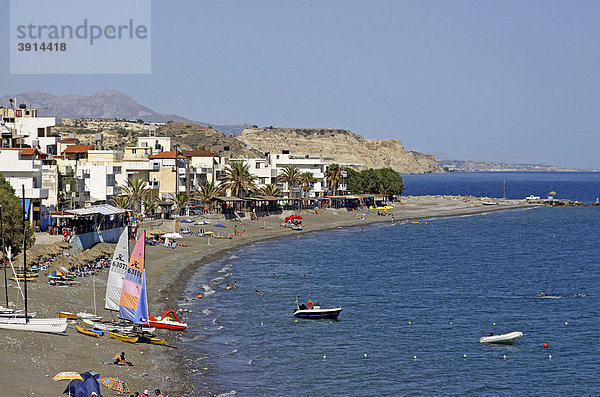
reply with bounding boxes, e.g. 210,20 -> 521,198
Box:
0,186 -> 67,333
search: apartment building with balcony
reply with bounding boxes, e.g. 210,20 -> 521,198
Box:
0,103 -> 59,155
148,151 -> 192,199
267,152 -> 329,198
0,148 -> 48,225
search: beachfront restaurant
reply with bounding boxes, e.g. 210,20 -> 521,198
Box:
247,195 -> 282,217
328,195 -> 362,210
49,204 -> 127,236
215,196 -> 245,220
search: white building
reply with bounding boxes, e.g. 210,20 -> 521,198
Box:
0,104 -> 59,155
0,148 -> 49,225
267,153 -> 328,198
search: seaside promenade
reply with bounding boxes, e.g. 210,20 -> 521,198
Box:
0,195 -> 539,396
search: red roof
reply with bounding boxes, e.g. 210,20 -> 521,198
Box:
61,137 -> 79,143
149,151 -> 187,159
62,144 -> 95,154
0,147 -> 39,156
182,150 -> 216,157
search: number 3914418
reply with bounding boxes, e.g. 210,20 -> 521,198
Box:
18,42 -> 66,51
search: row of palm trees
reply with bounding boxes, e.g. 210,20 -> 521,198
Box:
111,161 -> 345,217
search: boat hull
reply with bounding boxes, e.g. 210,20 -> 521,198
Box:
0,317 -> 68,333
480,331 -> 523,345
293,307 -> 342,320
149,310 -> 188,331
109,331 -> 139,343
76,325 -> 100,338
58,311 -> 77,319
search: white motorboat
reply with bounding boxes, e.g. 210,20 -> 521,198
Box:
293,297 -> 342,320
525,195 -> 541,201
480,331 -> 523,345
0,317 -> 68,333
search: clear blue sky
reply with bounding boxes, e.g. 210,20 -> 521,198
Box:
2,0 -> 599,169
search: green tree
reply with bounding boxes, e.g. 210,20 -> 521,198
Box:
325,163 -> 343,196
142,198 -> 156,216
259,184 -> 282,197
110,195 -> 131,209
277,165 -> 302,198
300,172 -> 316,197
0,175 -> 35,250
218,160 -> 257,197
120,177 -> 149,216
168,192 -> 190,215
193,181 -> 222,209
344,167 -> 403,195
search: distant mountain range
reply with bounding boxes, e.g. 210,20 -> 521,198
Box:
0,90 -> 250,135
438,160 -> 597,172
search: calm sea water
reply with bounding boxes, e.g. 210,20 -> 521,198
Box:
401,171 -> 600,204
179,173 -> 600,396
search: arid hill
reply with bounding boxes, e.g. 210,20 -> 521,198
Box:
236,128 -> 442,174
52,121 -> 261,157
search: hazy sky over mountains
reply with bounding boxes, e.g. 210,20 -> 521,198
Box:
2,1 -> 599,169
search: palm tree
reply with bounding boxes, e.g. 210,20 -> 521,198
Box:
143,198 -> 156,216
193,181 -> 222,210
168,192 -> 189,215
110,195 -> 130,209
277,165 -> 302,198
325,163 -> 342,196
259,184 -> 282,197
218,160 -> 257,197
120,177 -> 149,216
300,172 -> 316,197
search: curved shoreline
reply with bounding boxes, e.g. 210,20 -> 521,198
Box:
149,196 -> 542,395
2,196 -> 542,396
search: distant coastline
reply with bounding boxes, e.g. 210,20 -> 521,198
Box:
438,159 -> 598,173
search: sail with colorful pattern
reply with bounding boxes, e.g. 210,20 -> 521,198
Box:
118,231 -> 149,325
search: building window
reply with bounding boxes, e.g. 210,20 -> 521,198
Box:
256,162 -> 261,169
132,149 -> 137,154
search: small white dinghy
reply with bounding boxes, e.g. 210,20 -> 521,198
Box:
480,331 -> 523,345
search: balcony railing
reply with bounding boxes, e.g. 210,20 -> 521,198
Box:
17,187 -> 49,199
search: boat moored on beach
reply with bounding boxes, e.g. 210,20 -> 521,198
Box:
293,297 -> 342,320
149,309 -> 188,331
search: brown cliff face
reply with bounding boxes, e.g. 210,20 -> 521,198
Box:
236,128 -> 442,174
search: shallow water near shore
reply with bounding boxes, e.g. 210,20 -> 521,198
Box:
181,205 -> 600,396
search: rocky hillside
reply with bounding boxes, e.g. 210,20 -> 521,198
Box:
236,128 -> 442,174
53,121 -> 261,158
0,90 -> 249,135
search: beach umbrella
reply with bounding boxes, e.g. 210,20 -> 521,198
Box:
53,372 -> 83,382
549,191 -> 557,196
99,377 -> 130,394
214,224 -> 226,228
195,220 -> 210,225
180,219 -> 193,223
293,215 -> 302,219
161,232 -> 183,239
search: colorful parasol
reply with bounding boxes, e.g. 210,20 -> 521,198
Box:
99,377 -> 130,394
52,372 -> 83,382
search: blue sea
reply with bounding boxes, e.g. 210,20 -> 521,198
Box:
179,172 -> 600,396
